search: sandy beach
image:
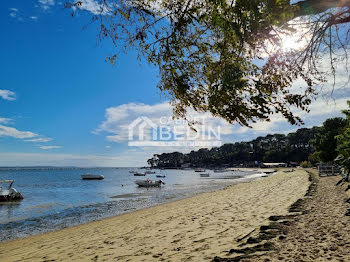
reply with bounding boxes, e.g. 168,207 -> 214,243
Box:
0,170 -> 310,262
245,172 -> 350,262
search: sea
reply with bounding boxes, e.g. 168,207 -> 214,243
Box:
0,167 -> 266,242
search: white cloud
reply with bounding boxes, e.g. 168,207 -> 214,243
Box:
96,85 -> 350,150
40,145 -> 62,150
234,97 -> 350,141
95,102 -> 171,142
0,89 -> 16,101
9,7 -> 19,18
0,120 -> 54,145
30,16 -> 38,20
0,125 -> 38,139
71,0 -> 111,15
0,117 -> 12,124
25,137 -> 52,143
38,0 -> 55,10
95,101 -> 237,151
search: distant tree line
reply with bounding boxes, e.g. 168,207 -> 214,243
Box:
147,115 -> 347,169
335,102 -> 350,180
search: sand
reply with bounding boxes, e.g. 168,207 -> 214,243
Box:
0,170 -> 310,262
247,172 -> 350,262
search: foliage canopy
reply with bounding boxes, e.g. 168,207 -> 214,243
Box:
312,117 -> 346,162
336,101 -> 350,176
68,0 -> 350,126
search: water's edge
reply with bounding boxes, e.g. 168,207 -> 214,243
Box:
0,168 -> 268,242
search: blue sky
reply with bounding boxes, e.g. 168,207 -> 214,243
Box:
0,1 -> 349,167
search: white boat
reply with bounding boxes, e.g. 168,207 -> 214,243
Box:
0,180 -> 24,202
213,169 -> 228,173
134,173 -> 146,176
145,171 -> 156,174
200,173 -> 210,177
195,168 -> 205,172
135,179 -> 165,187
81,174 -> 104,180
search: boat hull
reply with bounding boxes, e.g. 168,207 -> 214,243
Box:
81,175 -> 104,180
0,180 -> 24,202
135,180 -> 163,187
0,193 -> 24,202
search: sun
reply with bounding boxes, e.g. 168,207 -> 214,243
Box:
281,37 -> 298,51
264,24 -> 310,55
280,34 -> 308,52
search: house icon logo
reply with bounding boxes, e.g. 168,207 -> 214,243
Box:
127,115 -> 222,147
128,116 -> 157,142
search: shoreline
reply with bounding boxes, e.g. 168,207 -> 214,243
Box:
0,169 -> 310,261
0,170 -> 270,242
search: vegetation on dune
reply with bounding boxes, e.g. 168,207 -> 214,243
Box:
336,101 -> 350,179
312,118 -> 347,162
147,114 -> 347,168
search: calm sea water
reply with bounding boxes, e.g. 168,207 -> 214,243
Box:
0,167 -> 264,242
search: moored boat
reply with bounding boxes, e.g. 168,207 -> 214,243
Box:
145,171 -> 156,174
200,173 -> 210,177
135,179 -> 165,187
81,174 -> 104,180
134,173 -> 146,176
156,175 -> 166,178
0,180 -> 24,202
195,168 -> 205,172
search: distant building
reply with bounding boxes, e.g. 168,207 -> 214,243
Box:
288,162 -> 299,167
261,162 -> 288,168
243,161 -> 260,168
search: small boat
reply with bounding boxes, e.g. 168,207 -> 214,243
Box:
213,169 -> 228,173
135,179 -> 165,187
81,174 -> 104,180
156,175 -> 166,178
195,168 -> 205,172
134,173 -> 146,176
145,171 -> 156,174
0,180 -> 24,202
200,173 -> 210,177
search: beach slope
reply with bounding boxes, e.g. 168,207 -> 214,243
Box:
0,170 -> 309,261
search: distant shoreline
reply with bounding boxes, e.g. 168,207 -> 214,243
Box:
0,166 -> 126,170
